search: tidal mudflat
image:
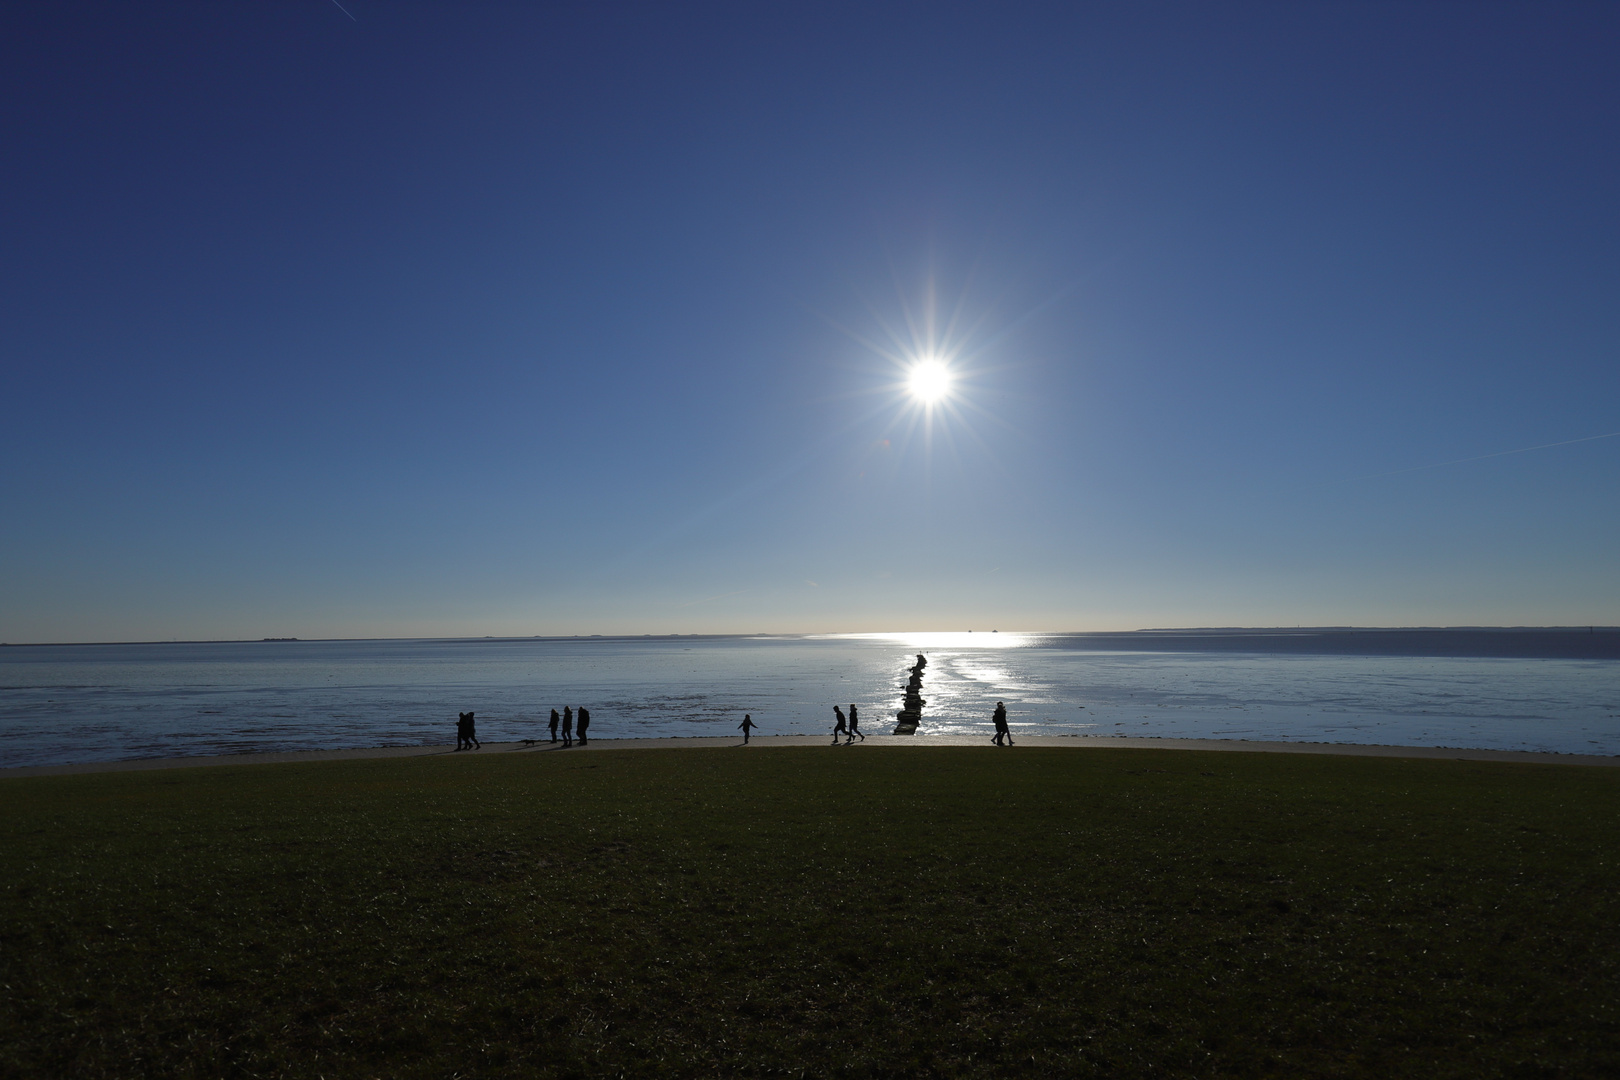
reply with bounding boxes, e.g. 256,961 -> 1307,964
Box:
4,629 -> 1618,768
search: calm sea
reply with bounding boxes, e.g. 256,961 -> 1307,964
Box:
2,631 -> 1617,768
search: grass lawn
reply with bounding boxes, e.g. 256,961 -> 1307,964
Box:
2,746 -> 1617,1078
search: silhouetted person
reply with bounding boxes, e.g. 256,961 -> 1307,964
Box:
549,708 -> 560,743
465,711 -> 481,750
739,713 -> 757,743
455,711 -> 469,751
562,705 -> 574,747
992,701 -> 1011,746
848,704 -> 864,742
832,706 -> 848,744
577,706 -> 590,745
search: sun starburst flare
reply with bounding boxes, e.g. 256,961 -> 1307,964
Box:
907,358 -> 953,404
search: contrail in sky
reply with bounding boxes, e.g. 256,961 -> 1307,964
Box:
1338,430 -> 1620,484
327,0 -> 358,21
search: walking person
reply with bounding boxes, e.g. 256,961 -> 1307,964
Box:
848,704 -> 864,742
549,708 -> 560,743
992,701 -> 1011,746
738,713 -> 757,743
576,706 -> 590,746
832,705 -> 848,744
465,710 -> 481,750
455,711 -> 469,751
561,705 -> 574,748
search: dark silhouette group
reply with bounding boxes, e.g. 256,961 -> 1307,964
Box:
445,648 -> 1018,753
452,705 -> 593,750
991,701 -> 1013,745
455,711 -> 480,751
546,705 -> 589,747
831,703 -> 865,744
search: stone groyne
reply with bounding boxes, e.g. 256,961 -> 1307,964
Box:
892,653 -> 928,735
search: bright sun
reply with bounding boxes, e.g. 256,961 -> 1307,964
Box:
907,359 -> 952,404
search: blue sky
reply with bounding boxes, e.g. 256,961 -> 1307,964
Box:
2,1 -> 1617,642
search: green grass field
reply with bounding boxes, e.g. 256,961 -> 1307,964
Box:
2,747 -> 1617,1078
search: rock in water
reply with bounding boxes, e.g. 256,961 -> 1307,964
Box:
892,654 -> 928,735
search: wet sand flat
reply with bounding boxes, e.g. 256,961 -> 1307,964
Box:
4,732 -> 1615,779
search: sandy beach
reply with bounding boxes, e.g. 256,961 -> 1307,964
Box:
4,732 -> 1615,780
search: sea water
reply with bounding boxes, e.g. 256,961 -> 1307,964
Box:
1,633 -> 1617,768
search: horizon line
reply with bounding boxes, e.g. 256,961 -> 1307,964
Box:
2,625 -> 1617,649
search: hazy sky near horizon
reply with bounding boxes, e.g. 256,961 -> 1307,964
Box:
3,1 -> 1618,642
